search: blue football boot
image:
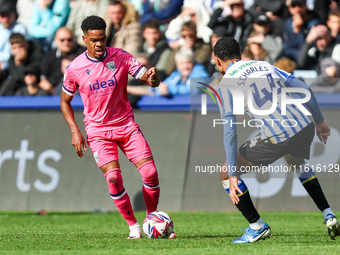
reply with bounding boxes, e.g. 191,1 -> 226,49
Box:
233,223 -> 271,243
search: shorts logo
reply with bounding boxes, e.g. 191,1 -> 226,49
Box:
106,61 -> 116,72
93,152 -> 99,163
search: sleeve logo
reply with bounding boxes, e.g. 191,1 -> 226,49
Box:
129,58 -> 139,67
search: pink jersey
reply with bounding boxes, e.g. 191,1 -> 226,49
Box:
62,47 -> 147,132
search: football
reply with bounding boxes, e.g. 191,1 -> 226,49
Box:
143,211 -> 174,239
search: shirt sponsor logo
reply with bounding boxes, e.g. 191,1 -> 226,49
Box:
88,76 -> 117,91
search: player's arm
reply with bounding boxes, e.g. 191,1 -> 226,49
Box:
222,114 -> 242,204
138,67 -> 160,88
60,91 -> 87,158
287,78 -> 330,143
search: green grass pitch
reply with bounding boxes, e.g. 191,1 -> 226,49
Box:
0,211 -> 339,255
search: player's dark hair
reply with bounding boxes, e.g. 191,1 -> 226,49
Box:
81,15 -> 107,34
143,19 -> 160,31
214,37 -> 240,61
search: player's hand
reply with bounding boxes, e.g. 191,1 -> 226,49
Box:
146,67 -> 159,87
71,130 -> 87,158
316,121 -> 330,144
229,176 -> 242,204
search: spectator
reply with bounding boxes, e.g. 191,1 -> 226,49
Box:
183,0 -> 224,15
248,14 -> 283,63
17,0 -> 35,28
39,27 -> 85,94
327,10 -> 340,41
0,2 -> 28,68
141,0 -> 183,25
206,26 -> 227,77
154,48 -> 209,97
0,33 -> 44,96
308,0 -> 333,24
165,1 -> 213,48
282,0 -> 320,63
329,0 -> 339,12
245,31 -> 273,63
66,0 -> 109,47
15,65 -> 49,96
298,25 -> 340,74
29,0 -> 71,51
128,0 -> 143,15
139,19 -> 172,80
0,0 -> 17,6
241,48 -> 254,60
274,56 -> 297,73
310,58 -> 340,93
126,54 -> 153,107
208,0 -> 253,51
106,0 -> 141,56
248,0 -> 286,37
165,21 -> 211,75
53,54 -> 77,95
120,0 -> 140,24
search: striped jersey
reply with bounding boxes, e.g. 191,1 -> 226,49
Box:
217,60 -> 312,144
63,47 -> 146,133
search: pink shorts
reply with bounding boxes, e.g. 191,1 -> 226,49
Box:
86,122 -> 153,168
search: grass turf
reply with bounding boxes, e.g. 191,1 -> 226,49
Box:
0,211 -> 339,255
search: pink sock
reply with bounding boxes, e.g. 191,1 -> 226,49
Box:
138,160 -> 160,215
104,168 -> 137,226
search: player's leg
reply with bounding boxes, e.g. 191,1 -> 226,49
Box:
135,156 -> 160,215
87,131 -> 141,239
121,123 -> 176,239
285,155 -> 340,239
119,123 -> 160,215
220,152 -> 271,243
101,161 -> 142,239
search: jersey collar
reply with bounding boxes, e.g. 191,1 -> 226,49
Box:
226,59 -> 240,71
85,48 -> 107,62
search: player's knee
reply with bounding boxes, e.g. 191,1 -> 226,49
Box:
138,160 -> 159,185
104,169 -> 123,186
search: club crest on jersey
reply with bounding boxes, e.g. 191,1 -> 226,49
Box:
106,61 -> 116,72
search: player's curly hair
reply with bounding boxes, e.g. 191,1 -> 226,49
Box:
214,37 -> 240,61
81,15 -> 107,33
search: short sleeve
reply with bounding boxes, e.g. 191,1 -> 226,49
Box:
62,66 -> 78,96
122,50 -> 147,79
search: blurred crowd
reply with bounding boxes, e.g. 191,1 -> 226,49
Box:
0,0 -> 340,105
